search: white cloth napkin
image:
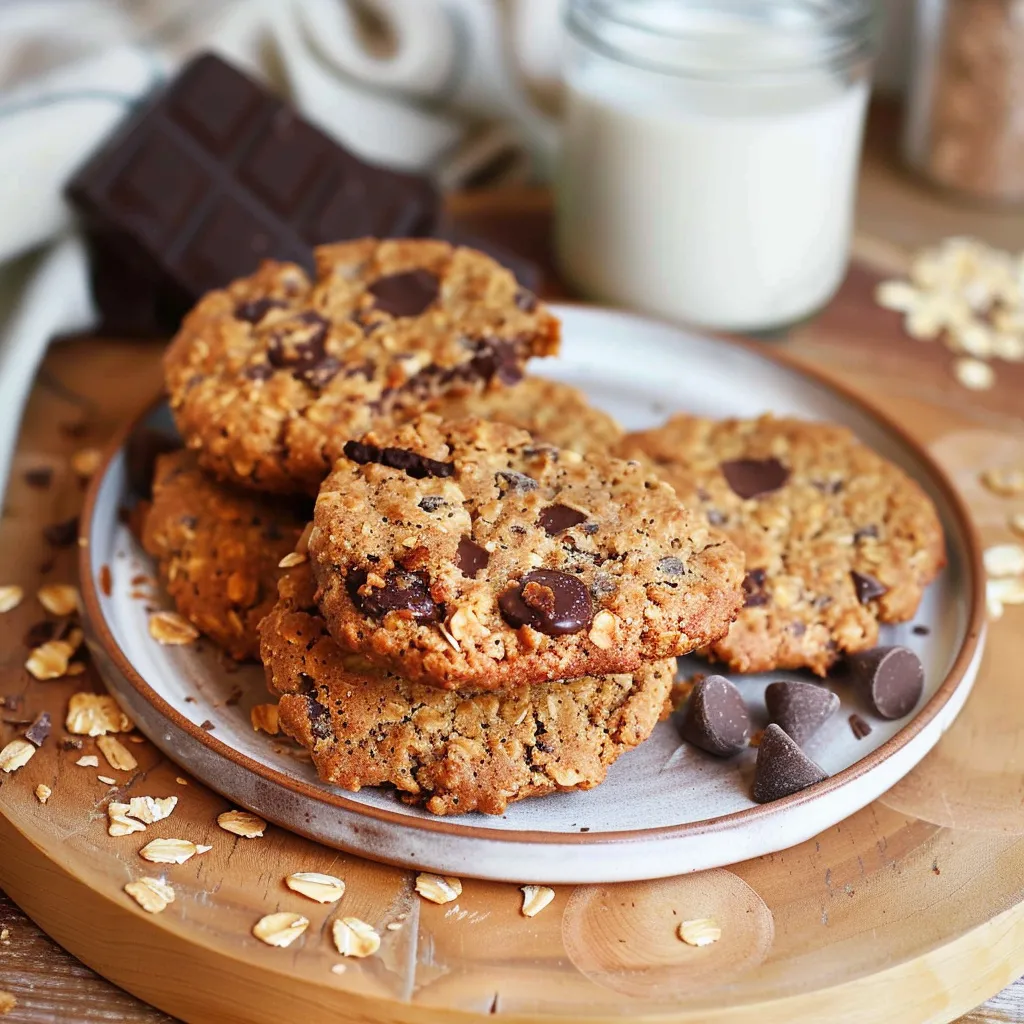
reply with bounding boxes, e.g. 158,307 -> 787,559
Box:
0,0 -> 566,498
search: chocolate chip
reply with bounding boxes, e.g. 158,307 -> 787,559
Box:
347,568 -> 441,622
306,692 -> 333,741
243,363 -> 275,381
297,672 -> 316,695
812,479 -> 844,495
790,622 -> 807,637
851,570 -> 887,605
343,440 -> 454,480
265,311 -> 340,388
496,470 -> 537,494
764,681 -> 839,745
368,269 -> 439,317
456,537 -> 489,577
466,337 -> 524,386
679,675 -> 750,756
295,355 -> 342,389
514,287 -> 538,312
706,509 -> 727,526
24,711 -> 52,747
742,569 -> 769,607
235,297 -> 287,323
849,713 -> 872,739
848,645 -> 924,719
853,525 -> 879,542
43,516 -> 79,548
720,458 -> 789,500
498,569 -> 593,636
418,496 -> 446,512
24,467 -> 53,489
60,737 -> 83,751
538,504 -> 587,536
657,556 -> 685,576
912,624 -> 930,636
751,724 -> 828,803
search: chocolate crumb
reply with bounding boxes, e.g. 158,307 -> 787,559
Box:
24,711 -> 52,747
849,713 -> 872,740
912,624 -> 930,636
200,720 -> 215,731
60,737 -> 83,751
24,467 -> 53,489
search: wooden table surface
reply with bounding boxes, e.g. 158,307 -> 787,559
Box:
1,100 -> 1023,1023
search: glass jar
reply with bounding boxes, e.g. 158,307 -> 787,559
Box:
904,0 -> 1024,203
555,0 -> 877,333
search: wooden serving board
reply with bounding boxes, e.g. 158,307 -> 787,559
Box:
2,178 -> 1024,1021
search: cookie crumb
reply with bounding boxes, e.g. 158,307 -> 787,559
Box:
520,885 -> 555,918
250,704 -> 280,735
35,783 -> 52,804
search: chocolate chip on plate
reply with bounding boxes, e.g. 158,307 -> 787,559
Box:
720,457 -> 789,500
850,570 -> 887,605
24,711 -> 52,747
679,675 -> 751,756
751,724 -> 828,803
455,537 -> 489,577
847,645 -> 924,719
368,269 -> 439,317
537,504 -> 588,536
347,568 -> 442,622
498,569 -> 593,636
764,681 -> 839,746
848,713 -> 872,740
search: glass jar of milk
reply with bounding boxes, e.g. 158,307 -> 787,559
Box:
556,0 -> 876,332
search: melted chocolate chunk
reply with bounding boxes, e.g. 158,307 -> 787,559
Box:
347,568 -> 441,622
24,711 -> 52,747
538,504 -> 588,536
657,556 -> 685,576
847,645 -> 924,719
465,337 -> 524,386
43,516 -> 79,548
742,569 -> 769,607
295,355 -> 342,389
720,457 -> 790,500
343,440 -> 454,479
368,269 -> 439,317
455,537 -> 489,577
679,675 -> 751,756
496,470 -> 537,494
498,569 -> 593,636
235,297 -> 287,323
418,496 -> 446,513
306,691 -> 334,741
764,681 -> 839,746
751,724 -> 828,803
265,311 -> 339,387
851,570 -> 887,605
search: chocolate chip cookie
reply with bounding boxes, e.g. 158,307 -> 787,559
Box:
309,415 -> 744,690
262,564 -> 675,815
164,239 -> 561,494
142,450 -> 309,660
426,376 -> 623,455
615,414 -> 946,675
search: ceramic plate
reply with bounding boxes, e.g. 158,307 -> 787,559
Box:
80,305 -> 986,884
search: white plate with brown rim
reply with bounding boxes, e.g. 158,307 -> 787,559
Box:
80,304 -> 986,884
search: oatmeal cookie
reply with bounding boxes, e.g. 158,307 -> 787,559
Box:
615,414 -> 946,675
262,564 -> 675,815
164,238 -> 561,494
309,415 -> 744,690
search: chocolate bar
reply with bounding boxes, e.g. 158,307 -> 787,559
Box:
66,52 -> 440,335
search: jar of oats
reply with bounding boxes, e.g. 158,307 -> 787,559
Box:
904,0 -> 1024,202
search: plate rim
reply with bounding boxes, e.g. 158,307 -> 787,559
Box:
79,304 -> 987,847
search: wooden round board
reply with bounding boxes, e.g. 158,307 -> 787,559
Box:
1,327 -> 1023,1024
77,307 -> 985,884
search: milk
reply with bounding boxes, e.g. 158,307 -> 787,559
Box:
556,11 -> 870,332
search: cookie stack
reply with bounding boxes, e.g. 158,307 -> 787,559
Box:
144,238 -> 747,815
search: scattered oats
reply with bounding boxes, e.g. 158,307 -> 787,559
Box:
35,784 -> 51,804
875,279 -> 920,313
678,917 -> 722,947
953,357 -> 995,391
295,521 -> 313,556
127,796 -> 177,824
277,551 -> 307,568
37,583 -> 80,616
65,627 -> 84,652
124,877 -> 174,914
332,917 -> 380,958
71,447 -> 102,478
66,692 -> 133,736
0,929 -> 7,942
520,885 -> 555,918
129,736 -> 145,744
988,577 -> 1024,606
993,332 -> 1024,361
415,873 -> 463,905
0,586 -> 23,613
25,639 -> 74,680
988,593 -> 1004,621
386,922 -> 403,931
0,990 -> 16,1015
108,802 -> 147,837
1010,512 -> 1024,538
982,466 -> 1024,496
75,755 -> 99,768
437,622 -> 461,653
66,662 -> 86,676
330,963 -> 347,975
253,912 -> 309,948
97,775 -> 117,785
176,777 -> 188,786
148,611 -> 199,645
587,610 -> 618,650
983,543 -> 1024,577
949,320 -> 994,358
285,872 -> 346,904
217,808 -> 266,838
97,735 -> 138,771
250,704 -> 279,735
139,838 -> 205,864
904,303 -> 945,340
0,738 -> 35,773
